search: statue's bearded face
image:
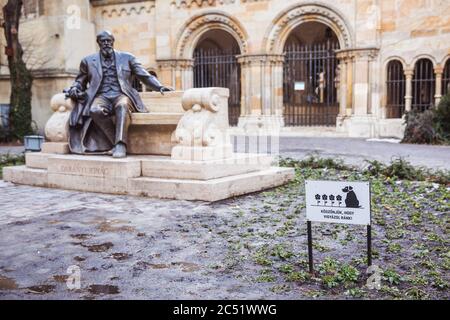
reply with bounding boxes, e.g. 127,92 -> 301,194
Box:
98,36 -> 114,58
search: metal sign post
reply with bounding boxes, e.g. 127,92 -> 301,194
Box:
367,225 -> 372,267
307,221 -> 314,274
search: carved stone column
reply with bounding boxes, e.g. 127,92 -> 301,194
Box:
157,59 -> 194,91
434,65 -> 443,106
404,68 -> 414,112
336,51 -> 352,117
237,54 -> 284,133
335,48 -> 379,137
351,48 -> 378,116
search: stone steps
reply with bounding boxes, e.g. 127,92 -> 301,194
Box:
4,153 -> 295,202
129,167 -> 294,202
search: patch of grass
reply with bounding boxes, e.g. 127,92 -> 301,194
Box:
430,275 -> 448,290
318,257 -> 339,275
317,258 -> 360,289
404,287 -> 430,300
285,271 -> 310,283
380,286 -> 402,299
256,268 -> 277,283
270,244 -> 295,261
345,287 -> 366,298
279,154 -> 353,171
383,269 -> 403,285
278,264 -> 295,274
364,158 -> 450,184
387,243 -> 402,254
337,265 -> 360,284
253,247 -> 273,266
322,275 -> 340,288
313,242 -> 331,252
0,153 -> 25,179
256,274 -> 276,283
270,284 -> 291,293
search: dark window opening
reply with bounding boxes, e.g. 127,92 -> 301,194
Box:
412,58 -> 435,112
386,60 -> 406,118
442,59 -> 450,97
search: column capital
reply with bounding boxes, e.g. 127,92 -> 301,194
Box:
336,47 -> 379,61
237,54 -> 285,66
404,68 -> 414,77
157,59 -> 194,70
434,65 -> 444,75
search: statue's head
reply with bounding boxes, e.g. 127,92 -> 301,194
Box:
97,31 -> 115,58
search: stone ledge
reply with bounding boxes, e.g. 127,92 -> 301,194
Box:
47,155 -> 142,179
3,166 -> 48,187
26,152 -> 52,170
129,167 -> 295,202
41,142 -> 70,154
131,113 -> 183,125
48,174 -> 129,195
141,153 -> 274,180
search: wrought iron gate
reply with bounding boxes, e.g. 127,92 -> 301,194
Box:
283,41 -> 340,126
193,49 -> 241,126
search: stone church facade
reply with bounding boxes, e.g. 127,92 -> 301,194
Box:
0,0 -> 449,138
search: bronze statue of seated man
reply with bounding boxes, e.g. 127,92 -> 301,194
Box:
66,30 -> 172,158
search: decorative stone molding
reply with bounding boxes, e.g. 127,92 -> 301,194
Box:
336,47 -> 379,61
157,59 -> 195,70
404,68 -> 414,77
176,11 -> 248,58
45,93 -> 74,143
171,0 -> 236,9
172,88 -> 233,161
97,1 -> 155,18
264,3 -> 353,53
434,65 -> 444,74
237,54 -> 285,66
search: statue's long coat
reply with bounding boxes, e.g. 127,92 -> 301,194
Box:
69,50 -> 163,154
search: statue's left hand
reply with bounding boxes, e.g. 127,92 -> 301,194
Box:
159,86 -> 174,95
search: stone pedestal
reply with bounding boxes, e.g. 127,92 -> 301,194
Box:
4,87 -> 295,202
41,142 -> 70,154
4,153 -> 294,202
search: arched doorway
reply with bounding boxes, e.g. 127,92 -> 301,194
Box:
283,22 -> 340,126
193,30 -> 241,126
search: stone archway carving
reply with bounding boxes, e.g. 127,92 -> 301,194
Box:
175,11 -> 249,59
263,2 -> 353,54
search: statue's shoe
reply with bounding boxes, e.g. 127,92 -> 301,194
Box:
112,143 -> 127,159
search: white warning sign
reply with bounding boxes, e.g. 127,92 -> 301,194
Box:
305,180 -> 371,226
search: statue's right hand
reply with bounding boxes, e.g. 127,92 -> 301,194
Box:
68,87 -> 81,100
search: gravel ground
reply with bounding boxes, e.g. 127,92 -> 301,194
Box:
0,161 -> 448,300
